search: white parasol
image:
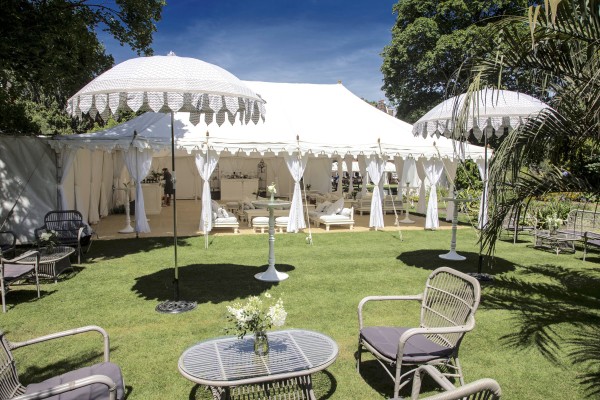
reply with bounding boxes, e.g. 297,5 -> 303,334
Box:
67,53 -> 266,313
412,89 -> 549,276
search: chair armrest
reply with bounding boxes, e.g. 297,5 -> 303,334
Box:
12,375 -> 118,400
584,231 -> 600,240
10,325 -> 110,362
396,317 -> 476,360
358,294 -> 423,329
1,250 -> 39,263
77,226 -> 85,242
411,365 -> 501,400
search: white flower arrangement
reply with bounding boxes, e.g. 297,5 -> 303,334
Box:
267,182 -> 277,195
39,230 -> 60,250
225,293 -> 287,338
546,213 -> 563,230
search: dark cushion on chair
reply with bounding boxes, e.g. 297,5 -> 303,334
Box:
2,263 -> 35,281
25,362 -> 124,400
361,326 -> 454,363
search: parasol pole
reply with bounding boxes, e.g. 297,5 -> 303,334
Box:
155,111 -> 197,313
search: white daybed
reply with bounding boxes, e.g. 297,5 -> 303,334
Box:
308,198 -> 355,231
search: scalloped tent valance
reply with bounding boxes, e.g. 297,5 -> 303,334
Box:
412,90 -> 549,141
56,81 -> 486,161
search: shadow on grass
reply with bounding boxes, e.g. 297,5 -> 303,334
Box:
187,369 -> 336,399
482,264 -> 600,397
132,263 -> 296,304
397,249 -> 517,275
3,286 -> 57,313
86,237 -> 196,262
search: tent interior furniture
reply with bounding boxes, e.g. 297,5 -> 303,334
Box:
383,195 -> 403,215
34,210 -> 91,264
0,230 -> 17,258
410,365 -> 501,400
355,194 -> 373,215
357,267 -> 481,399
309,207 -> 355,231
252,217 -> 270,233
0,325 -> 125,400
275,216 -> 289,232
1,250 -> 40,313
211,216 -> 240,234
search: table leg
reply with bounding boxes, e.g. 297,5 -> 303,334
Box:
255,206 -> 289,282
439,200 -> 466,261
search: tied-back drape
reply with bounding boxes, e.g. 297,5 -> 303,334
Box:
366,155 -> 386,229
284,152 -> 309,232
124,148 -> 153,233
336,158 -> 343,195
58,148 -> 77,210
416,159 -> 427,214
112,151 -> 126,207
358,155 -> 368,195
423,159 -> 444,230
476,158 -> 489,229
344,155 -> 354,193
196,150 -> 220,232
442,158 -> 458,221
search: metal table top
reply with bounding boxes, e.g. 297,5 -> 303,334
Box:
178,329 -> 338,387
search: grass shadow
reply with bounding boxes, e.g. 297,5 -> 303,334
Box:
482,264 -> 600,397
132,263 -> 296,304
397,249 -> 517,275
86,237 -> 196,262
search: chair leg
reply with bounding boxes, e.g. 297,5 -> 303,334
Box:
356,339 -> 362,372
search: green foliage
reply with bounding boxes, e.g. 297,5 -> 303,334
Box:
463,1 -> 600,255
0,0 -> 165,135
381,0 -> 528,123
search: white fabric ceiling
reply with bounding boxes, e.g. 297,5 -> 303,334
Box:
51,81 -> 485,160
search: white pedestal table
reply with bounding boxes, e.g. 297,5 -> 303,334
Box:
253,199 -> 291,282
439,197 -> 472,261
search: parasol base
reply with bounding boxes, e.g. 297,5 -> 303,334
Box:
439,251 -> 466,261
155,300 -> 197,314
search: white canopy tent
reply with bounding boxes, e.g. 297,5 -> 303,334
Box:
42,82 -> 485,237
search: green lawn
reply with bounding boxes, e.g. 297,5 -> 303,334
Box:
2,228 -> 598,399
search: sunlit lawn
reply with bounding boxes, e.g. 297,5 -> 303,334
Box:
2,227 -> 598,399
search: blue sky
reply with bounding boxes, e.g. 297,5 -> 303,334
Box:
101,0 -> 398,102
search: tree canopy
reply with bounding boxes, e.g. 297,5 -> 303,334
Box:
381,0 -> 528,123
0,0 -> 165,135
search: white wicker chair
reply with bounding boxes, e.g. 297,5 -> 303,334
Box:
0,326 -> 124,400
357,267 -> 481,399
411,365 -> 501,399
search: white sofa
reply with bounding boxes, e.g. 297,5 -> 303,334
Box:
205,201 -> 239,233
308,198 -> 355,231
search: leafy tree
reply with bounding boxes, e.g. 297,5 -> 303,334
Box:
460,1 -> 600,262
381,0 -> 528,123
0,0 -> 165,135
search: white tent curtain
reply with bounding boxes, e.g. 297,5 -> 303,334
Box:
124,148 -> 153,233
112,151 -> 126,206
358,155 -> 368,195
73,151 -> 90,223
401,157 -> 417,201
58,148 -> 77,210
196,150 -> 220,232
393,156 -> 404,201
336,158 -> 343,195
416,158 -> 427,214
442,158 -> 458,221
366,155 -> 386,229
423,159 -> 445,230
284,152 -> 309,232
344,155 -> 354,194
88,150 -> 104,224
476,158 -> 489,229
99,152 -> 113,217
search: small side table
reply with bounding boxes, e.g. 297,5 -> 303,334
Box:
252,199 -> 291,282
17,246 -> 75,283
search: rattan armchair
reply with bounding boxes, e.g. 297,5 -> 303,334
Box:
411,365 -> 501,399
357,267 -> 481,399
0,230 -> 17,258
0,325 -> 124,400
34,210 -> 92,264
1,250 -> 40,313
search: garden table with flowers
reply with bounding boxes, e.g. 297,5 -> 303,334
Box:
16,246 -> 75,283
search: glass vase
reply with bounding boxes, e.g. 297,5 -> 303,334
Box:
254,331 -> 269,356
